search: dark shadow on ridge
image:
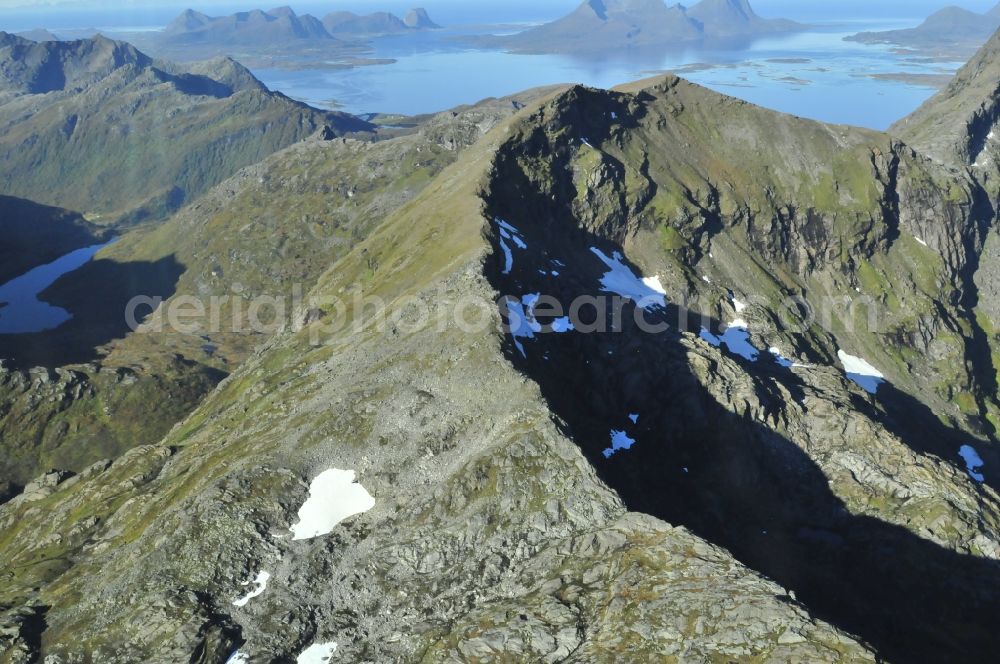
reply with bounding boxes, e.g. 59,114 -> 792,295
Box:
0,256 -> 184,369
483,139 -> 1000,662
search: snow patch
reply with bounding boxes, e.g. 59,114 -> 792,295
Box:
959,444 -> 986,483
914,236 -> 928,247
504,229 -> 527,250
768,347 -> 796,369
837,350 -> 885,394
642,275 -> 667,296
702,275 -> 711,284
551,316 -> 574,332
233,570 -> 271,607
589,248 -> 666,310
603,429 -> 636,458
628,413 -> 639,423
496,218 -> 521,236
291,469 -> 375,541
700,319 -> 759,361
499,239 -> 514,274
505,295 -> 545,357
495,218 -> 527,274
226,652 -> 249,664
297,642 -> 338,663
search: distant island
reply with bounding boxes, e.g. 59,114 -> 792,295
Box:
323,8 -> 439,35
846,3 -> 1000,57
113,5 -> 440,67
162,5 -> 440,45
472,0 -> 803,54
14,28 -> 60,42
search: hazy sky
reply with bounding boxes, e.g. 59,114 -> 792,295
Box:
1,0 -> 998,26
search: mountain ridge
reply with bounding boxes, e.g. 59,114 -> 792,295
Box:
163,5 -> 440,43
163,6 -> 335,44
0,32 -> 372,220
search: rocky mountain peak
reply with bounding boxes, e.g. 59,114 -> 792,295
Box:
163,6 -> 335,43
0,33 -> 152,95
266,5 -> 297,18
892,25 -> 1000,171
404,7 -> 440,29
687,0 -> 801,35
167,8 -> 211,31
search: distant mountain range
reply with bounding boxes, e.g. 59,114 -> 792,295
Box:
0,32 -> 371,221
847,3 -> 1000,55
323,7 -> 439,34
14,28 -> 60,42
162,5 -> 439,45
477,0 -> 802,53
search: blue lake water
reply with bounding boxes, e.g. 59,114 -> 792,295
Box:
252,20 -> 960,130
0,240 -> 113,334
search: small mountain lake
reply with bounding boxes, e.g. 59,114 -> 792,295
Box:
0,240 -> 114,335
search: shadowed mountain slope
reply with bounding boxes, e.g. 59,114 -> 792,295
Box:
0,195 -> 111,284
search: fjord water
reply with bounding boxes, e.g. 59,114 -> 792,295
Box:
0,4 -> 963,130
252,19 -> 958,130
0,240 -> 113,334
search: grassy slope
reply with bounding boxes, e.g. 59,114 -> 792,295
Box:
0,92 -> 542,487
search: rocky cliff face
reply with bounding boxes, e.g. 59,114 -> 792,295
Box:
480,79 -> 1000,659
895,27 -> 1000,424
893,26 -> 1000,172
4,31 -> 1000,664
